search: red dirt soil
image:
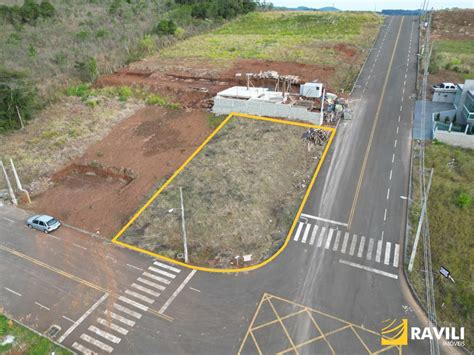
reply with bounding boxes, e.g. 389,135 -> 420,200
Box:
30,107 -> 212,238
96,59 -> 336,109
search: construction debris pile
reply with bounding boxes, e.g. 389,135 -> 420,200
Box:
323,92 -> 352,123
301,128 -> 331,151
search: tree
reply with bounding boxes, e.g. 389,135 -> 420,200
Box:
74,57 -> 99,82
154,19 -> 177,35
0,82 -> 37,133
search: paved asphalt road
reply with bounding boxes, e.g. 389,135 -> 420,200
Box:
0,16 -> 447,355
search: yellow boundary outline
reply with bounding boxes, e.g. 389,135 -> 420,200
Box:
112,112 -> 336,273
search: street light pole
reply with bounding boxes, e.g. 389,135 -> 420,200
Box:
179,187 -> 189,264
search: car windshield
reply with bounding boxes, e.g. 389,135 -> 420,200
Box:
47,218 -> 58,226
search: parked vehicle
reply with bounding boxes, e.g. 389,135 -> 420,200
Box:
432,82 -> 456,91
26,215 -> 61,233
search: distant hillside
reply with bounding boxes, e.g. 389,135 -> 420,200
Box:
276,6 -> 341,12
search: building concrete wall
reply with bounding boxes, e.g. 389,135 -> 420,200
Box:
213,97 -> 322,125
433,130 -> 474,149
432,90 -> 455,103
432,109 -> 457,123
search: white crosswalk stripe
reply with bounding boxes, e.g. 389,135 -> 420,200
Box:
325,228 -> 334,249
131,283 -> 160,297
80,334 -> 113,353
124,289 -> 154,304
96,318 -> 129,335
366,238 -> 374,260
113,303 -> 142,319
148,266 -> 176,279
317,227 -> 326,247
393,244 -> 400,268
301,223 -> 311,244
118,296 -> 149,312
72,342 -> 97,355
88,325 -> 121,344
137,277 -> 166,291
309,225 -> 319,245
384,242 -> 392,265
376,240 -> 383,263
142,272 -> 171,285
153,261 -> 181,274
341,232 -> 349,254
357,236 -> 366,258
292,222 -> 400,269
333,231 -> 341,251
293,222 -> 303,241
104,311 -> 136,327
349,234 -> 358,256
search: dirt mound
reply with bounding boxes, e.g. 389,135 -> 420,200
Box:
432,9 -> 474,40
30,106 -> 212,237
96,58 -> 336,109
334,43 -> 356,57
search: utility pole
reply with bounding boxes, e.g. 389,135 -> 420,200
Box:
10,158 -> 31,204
0,160 -> 17,206
408,168 -> 433,272
179,187 -> 189,264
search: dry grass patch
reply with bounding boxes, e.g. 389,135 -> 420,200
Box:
0,97 -> 142,194
120,115 -> 330,268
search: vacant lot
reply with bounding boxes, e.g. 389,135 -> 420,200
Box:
119,115 -> 331,268
100,11 -> 382,104
408,142 -> 473,349
0,314 -> 70,354
429,9 -> 474,86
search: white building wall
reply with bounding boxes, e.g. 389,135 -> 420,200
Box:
433,130 -> 474,149
212,97 -> 322,126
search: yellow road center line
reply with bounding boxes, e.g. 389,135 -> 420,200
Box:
347,17 -> 405,229
0,243 -> 172,322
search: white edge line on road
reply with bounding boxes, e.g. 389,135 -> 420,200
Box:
126,264 -> 143,271
58,293 -> 109,343
73,243 -> 87,250
62,315 -> 75,323
3,217 -> 15,223
35,301 -> 50,311
189,287 -> 200,293
339,259 -> 398,279
4,287 -> 22,296
159,270 -> 197,315
46,234 -> 60,240
300,213 -> 348,227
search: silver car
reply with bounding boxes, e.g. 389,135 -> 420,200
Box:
26,215 -> 61,234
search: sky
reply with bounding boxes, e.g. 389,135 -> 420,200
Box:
268,0 -> 474,11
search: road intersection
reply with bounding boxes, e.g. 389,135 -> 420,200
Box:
0,16 -> 435,354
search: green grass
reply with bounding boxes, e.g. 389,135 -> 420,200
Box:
159,11 -> 382,91
408,143 -> 474,349
436,40 -> 474,55
0,314 -> 71,354
161,12 -> 381,62
65,84 -> 179,108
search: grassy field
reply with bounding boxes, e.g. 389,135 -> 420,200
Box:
0,314 -> 70,354
408,142 -> 473,349
429,9 -> 474,84
120,115 -> 330,268
160,11 -> 382,91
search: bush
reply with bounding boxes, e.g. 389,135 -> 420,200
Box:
154,19 -> 177,35
0,80 -> 38,133
74,56 -> 99,82
0,0 -> 55,25
456,192 -> 472,209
